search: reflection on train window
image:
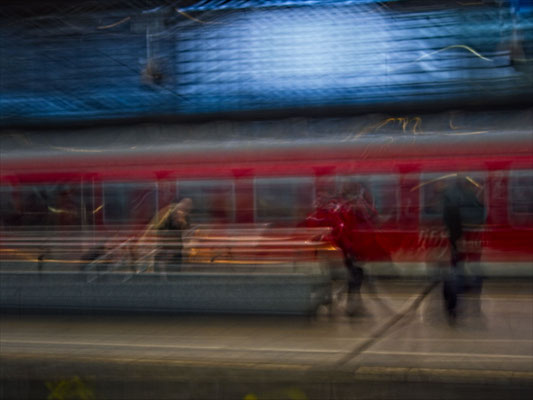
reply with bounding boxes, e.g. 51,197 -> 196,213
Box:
420,172 -> 486,220
177,180 -> 235,224
0,184 -> 84,227
103,182 -> 156,225
509,171 -> 533,216
336,175 -> 398,221
255,177 -> 314,224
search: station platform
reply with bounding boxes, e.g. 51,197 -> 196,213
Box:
1,279 -> 532,399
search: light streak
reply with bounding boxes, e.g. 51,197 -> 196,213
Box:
449,117 -> 460,130
47,206 -> 76,215
410,173 -> 457,192
445,130 -> 488,136
92,205 -> 103,214
357,117 -> 423,137
176,8 -> 217,24
0,249 -> 87,264
49,145 -> 136,153
373,118 -> 398,131
97,16 -> 131,30
49,146 -> 104,153
410,117 -> 422,134
411,173 -> 484,191
415,44 -> 492,63
465,175 -> 482,189
0,248 -> 109,265
0,248 -> 37,263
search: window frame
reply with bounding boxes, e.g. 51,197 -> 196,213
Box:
335,174 -> 400,222
176,179 -> 236,224
508,169 -> 533,225
418,171 -> 488,224
253,176 -> 315,223
102,181 -> 158,226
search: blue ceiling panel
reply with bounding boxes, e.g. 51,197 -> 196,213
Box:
0,1 -> 532,126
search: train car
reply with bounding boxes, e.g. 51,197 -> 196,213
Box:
0,128 -> 532,277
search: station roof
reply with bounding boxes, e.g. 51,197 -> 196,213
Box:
1,1 -> 532,128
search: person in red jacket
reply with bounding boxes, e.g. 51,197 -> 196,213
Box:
338,182 -> 378,315
303,183 -> 378,315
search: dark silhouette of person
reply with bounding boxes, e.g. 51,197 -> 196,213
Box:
442,175 -> 485,320
155,198 -> 193,274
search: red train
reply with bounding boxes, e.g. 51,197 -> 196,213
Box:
1,129 -> 532,276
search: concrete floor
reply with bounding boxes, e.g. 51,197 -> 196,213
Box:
1,279 -> 532,399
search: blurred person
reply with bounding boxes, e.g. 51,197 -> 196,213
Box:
339,182 -> 379,316
302,183 -> 380,316
155,198 -> 193,275
442,175 -> 485,321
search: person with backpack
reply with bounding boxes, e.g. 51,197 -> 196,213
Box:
155,198 -> 193,275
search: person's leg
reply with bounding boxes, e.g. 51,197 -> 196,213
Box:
169,246 -> 183,273
345,256 -> 364,316
155,246 -> 170,278
443,273 -> 458,319
444,240 -> 463,321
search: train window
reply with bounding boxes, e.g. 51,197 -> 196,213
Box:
336,175 -> 398,221
177,180 -> 235,224
103,182 -> 157,225
1,184 -> 84,227
419,172 -> 487,222
0,186 -> 18,226
254,177 -> 314,224
19,186 -> 54,226
509,171 -> 533,218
